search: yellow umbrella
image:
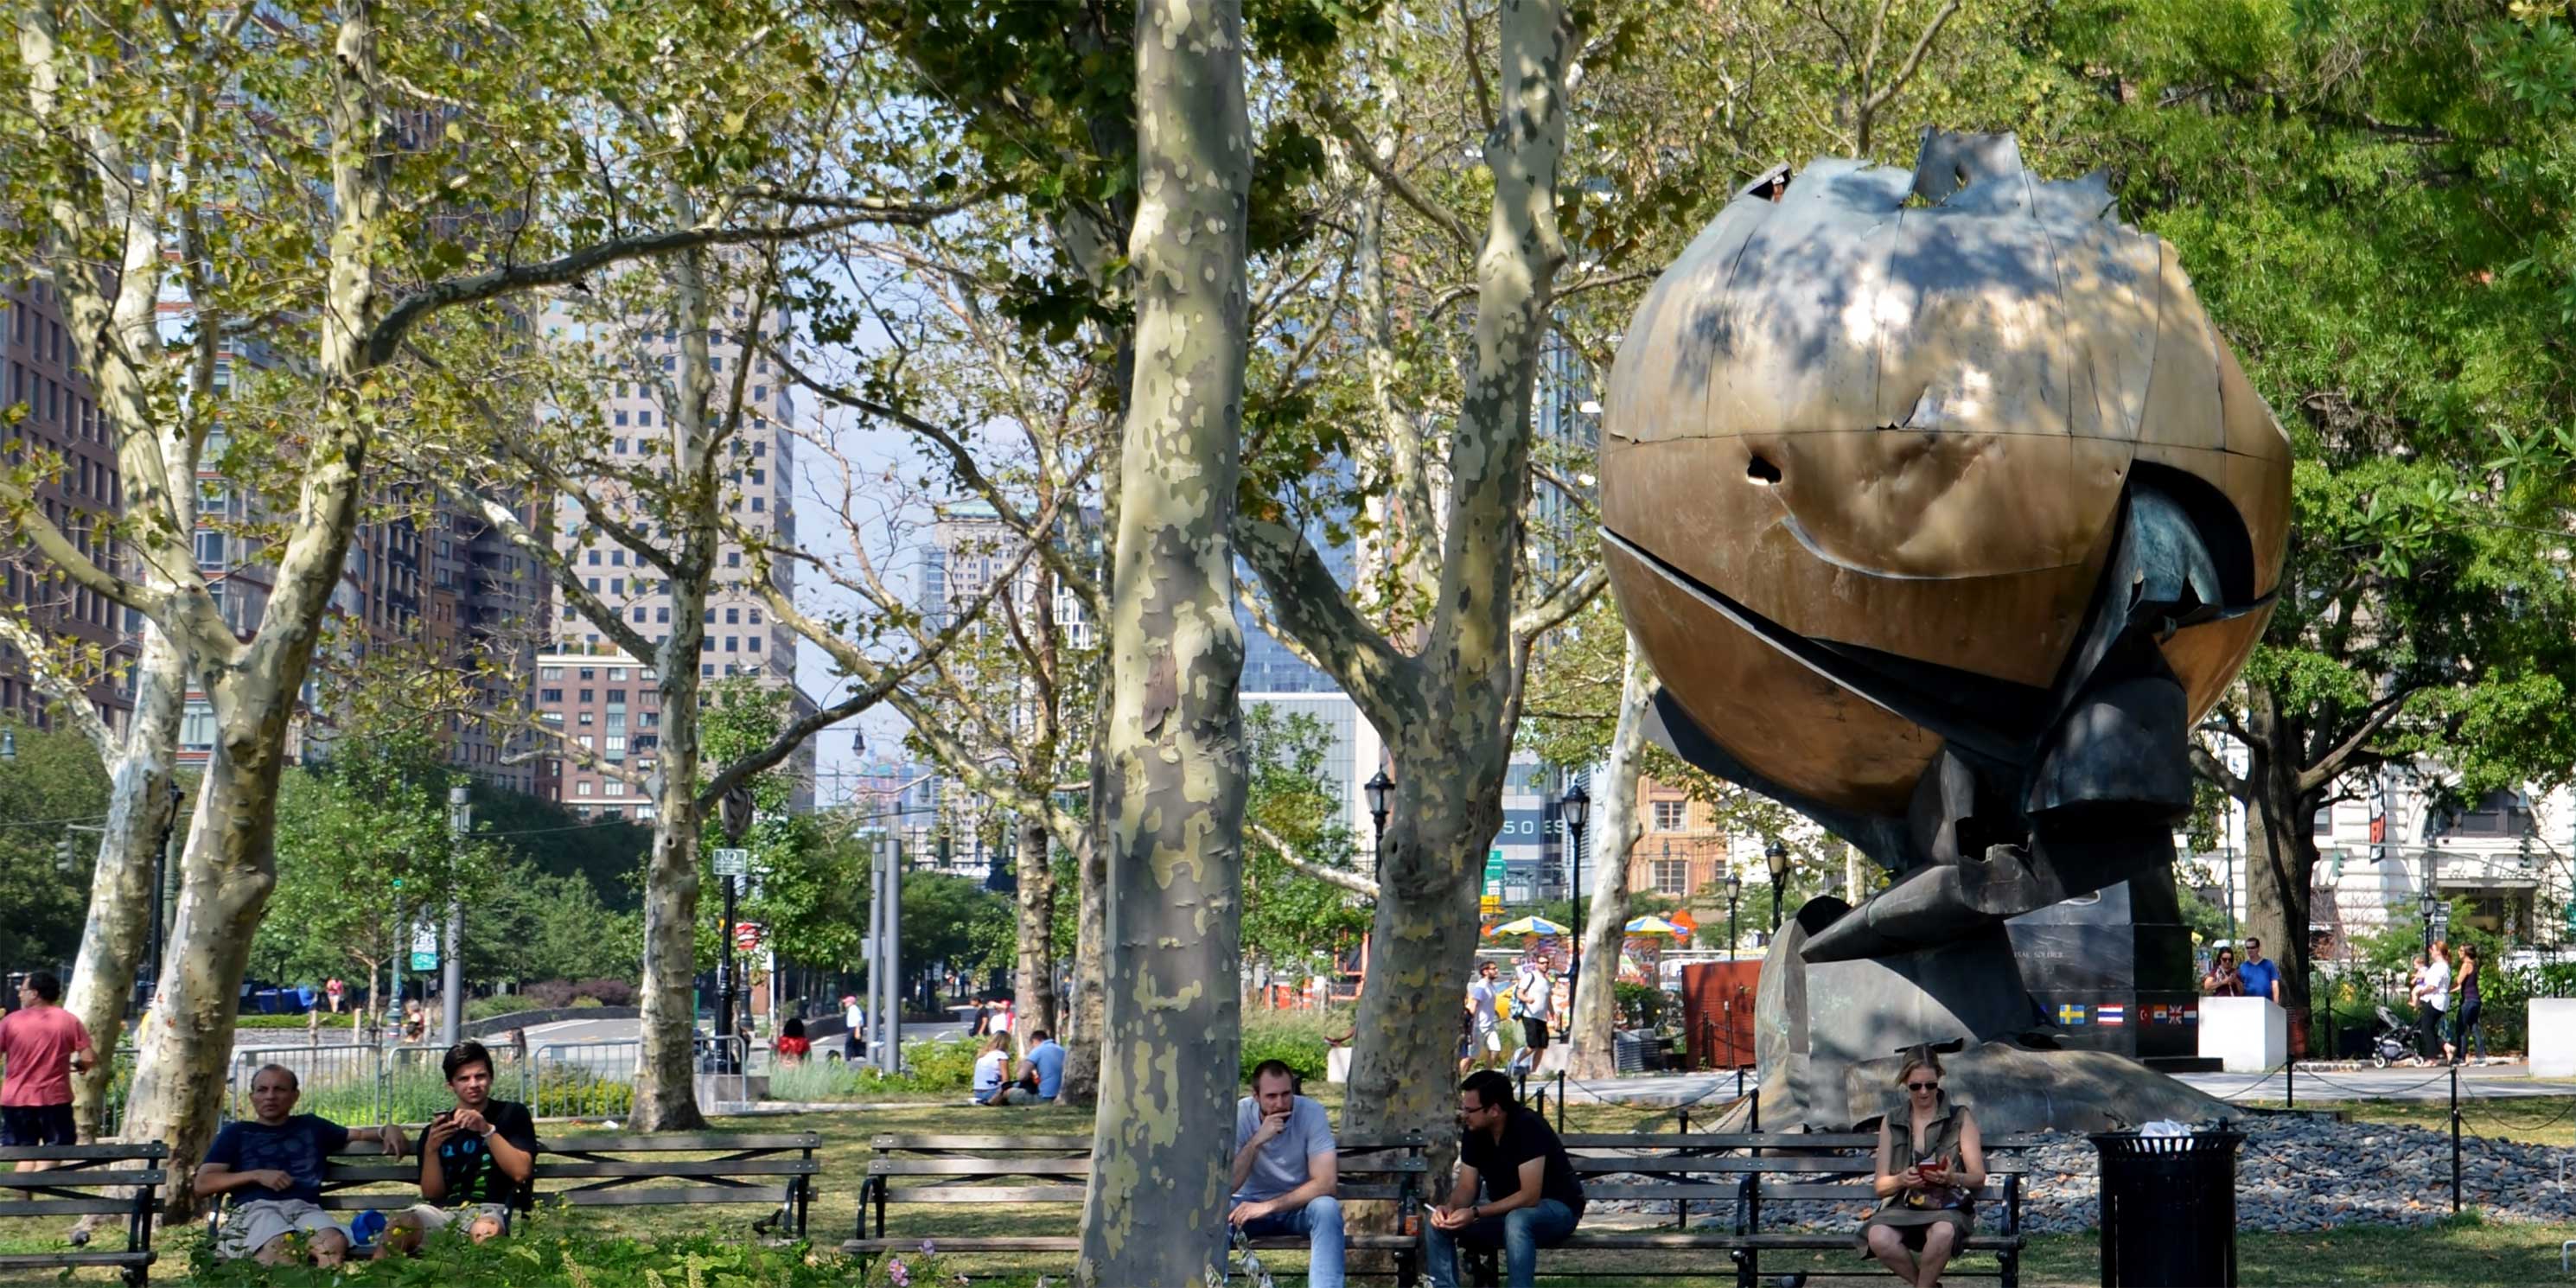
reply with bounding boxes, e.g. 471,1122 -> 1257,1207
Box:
1624,915 -> 1691,936
1484,915 -> 1569,937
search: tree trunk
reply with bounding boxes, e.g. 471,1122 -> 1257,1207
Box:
1567,641 -> 1649,1079
1061,826 -> 1108,1104
122,702 -> 297,1214
1074,0 -> 1250,1281
2239,682 -> 2319,1014
1332,0 -> 1574,1170
630,238 -> 720,1133
63,624 -> 187,1140
1015,814 -> 1060,1037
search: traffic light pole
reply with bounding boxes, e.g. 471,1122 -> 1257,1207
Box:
717,871 -> 738,1069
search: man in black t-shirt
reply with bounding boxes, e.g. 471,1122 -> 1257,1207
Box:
1423,1069 -> 1584,1288
388,1041 -> 539,1251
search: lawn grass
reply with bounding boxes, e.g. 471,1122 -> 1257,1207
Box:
7,1094 -> 2575,1285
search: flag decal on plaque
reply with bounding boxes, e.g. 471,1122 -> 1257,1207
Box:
2098,1004 -> 2126,1026
2057,1003 -> 2087,1025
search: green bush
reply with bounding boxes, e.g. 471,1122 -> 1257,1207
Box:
1614,981 -> 1669,1030
233,1012 -> 356,1030
761,1036 -> 984,1103
528,1065 -> 634,1119
1238,1007 -> 1352,1086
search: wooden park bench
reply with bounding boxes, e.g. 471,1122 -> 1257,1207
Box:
245,1131 -> 821,1241
848,1132 -> 1429,1283
0,1142 -> 167,1286
1451,1132 -> 2033,1288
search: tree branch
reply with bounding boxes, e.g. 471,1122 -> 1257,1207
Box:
1235,514 -> 1423,735
365,208 -> 916,367
1510,564 -> 1606,641
2298,687 -> 2423,795
0,615 -> 115,761
1312,98 -> 1476,252
1252,820 -> 1380,899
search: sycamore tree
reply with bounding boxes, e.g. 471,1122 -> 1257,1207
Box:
1,0 -> 981,1196
2056,0 -> 2576,1013
756,211 -> 1110,1063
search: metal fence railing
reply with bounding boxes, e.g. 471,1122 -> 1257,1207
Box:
525,1040 -> 641,1119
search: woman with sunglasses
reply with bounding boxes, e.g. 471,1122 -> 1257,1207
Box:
2202,946 -> 2244,997
1860,1049 -> 1986,1288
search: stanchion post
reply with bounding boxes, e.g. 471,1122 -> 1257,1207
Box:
2286,1058 -> 2294,1110
1555,1071 -> 1565,1132
2451,1062 -> 2462,1214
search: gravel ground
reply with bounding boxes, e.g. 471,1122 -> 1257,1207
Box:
1584,1111 -> 2576,1234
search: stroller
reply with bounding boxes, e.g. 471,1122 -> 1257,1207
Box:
2369,1004 -> 2414,1067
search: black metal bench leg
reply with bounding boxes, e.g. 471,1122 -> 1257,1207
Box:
2000,1248 -> 2018,1288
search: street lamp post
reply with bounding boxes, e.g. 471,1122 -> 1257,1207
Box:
1764,838 -> 1789,933
1365,768 -> 1392,870
1561,781 -> 1591,984
1725,872 -> 1741,959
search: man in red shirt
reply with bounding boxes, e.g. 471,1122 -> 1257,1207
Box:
2,972 -> 95,1170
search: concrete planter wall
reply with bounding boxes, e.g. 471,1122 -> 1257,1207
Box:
2197,997 -> 2286,1073
2529,999 -> 2576,1076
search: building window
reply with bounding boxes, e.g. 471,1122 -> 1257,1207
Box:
1652,860 -> 1691,894
577,781 -> 594,797
604,777 -> 624,795
1651,800 -> 1688,832
539,687 -> 564,703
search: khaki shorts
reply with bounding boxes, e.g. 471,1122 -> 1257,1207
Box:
398,1202 -> 513,1236
215,1200 -> 346,1260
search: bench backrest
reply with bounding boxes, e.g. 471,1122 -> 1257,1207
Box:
0,1144 -> 169,1220
1556,1132 -> 2038,1205
314,1132 -> 820,1213
864,1133 -> 1428,1207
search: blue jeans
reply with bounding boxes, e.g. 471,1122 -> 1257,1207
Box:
1423,1198 -> 1578,1288
1240,1195 -> 1344,1288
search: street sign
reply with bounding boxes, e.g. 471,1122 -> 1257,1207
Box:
713,847 -> 749,877
410,951 -> 437,972
1480,895 -> 1502,915
734,921 -> 763,952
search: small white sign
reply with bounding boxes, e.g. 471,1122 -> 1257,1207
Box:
712,848 -> 749,877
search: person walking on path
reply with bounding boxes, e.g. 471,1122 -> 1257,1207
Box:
1423,1069 -> 1584,1288
1228,1060 -> 1345,1288
0,972 -> 93,1170
2445,944 -> 2484,1066
1465,961 -> 1506,1072
1510,956 -> 1555,1073
2412,941 -> 2452,1065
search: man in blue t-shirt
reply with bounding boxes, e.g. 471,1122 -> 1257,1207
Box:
1229,1060 -> 1343,1288
196,1064 -> 406,1266
995,1029 -> 1068,1104
2236,936 -> 2284,1004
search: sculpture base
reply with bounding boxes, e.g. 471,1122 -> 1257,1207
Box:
1738,896 -> 2235,1135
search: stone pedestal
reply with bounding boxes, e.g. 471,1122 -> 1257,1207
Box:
1743,896 -> 2235,1135
2005,873 -> 2199,1063
2197,997 -> 2286,1073
1327,1045 -> 1353,1084
2529,999 -> 2576,1076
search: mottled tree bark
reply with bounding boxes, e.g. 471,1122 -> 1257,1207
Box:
1015,814 -> 1060,1037
1567,641 -> 1649,1079
63,633 -> 186,1140
2235,684 -> 2321,1016
628,240 -> 721,1132
1074,0 -> 1251,1281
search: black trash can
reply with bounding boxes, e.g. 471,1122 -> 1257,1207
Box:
2088,1125 -> 2244,1287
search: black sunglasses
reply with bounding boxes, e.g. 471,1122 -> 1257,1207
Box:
1906,1080 -> 1938,1091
